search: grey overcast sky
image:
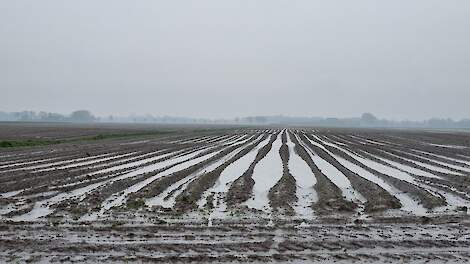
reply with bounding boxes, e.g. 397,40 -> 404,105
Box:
1,1 -> 469,120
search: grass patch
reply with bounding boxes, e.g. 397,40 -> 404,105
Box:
0,139 -> 61,148
0,130 -> 176,148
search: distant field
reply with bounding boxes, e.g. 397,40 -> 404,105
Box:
1,123 -> 470,263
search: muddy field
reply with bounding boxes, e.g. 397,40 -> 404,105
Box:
1,124 -> 470,263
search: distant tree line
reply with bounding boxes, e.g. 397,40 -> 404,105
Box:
1,110 -> 470,129
0,110 -> 95,123
236,113 -> 470,129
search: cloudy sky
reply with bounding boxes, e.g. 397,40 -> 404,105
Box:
1,1 -> 469,120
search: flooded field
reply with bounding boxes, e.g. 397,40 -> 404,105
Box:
1,124 -> 470,263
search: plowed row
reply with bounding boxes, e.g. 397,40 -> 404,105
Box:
1,126 -> 470,263
2,128 -> 470,222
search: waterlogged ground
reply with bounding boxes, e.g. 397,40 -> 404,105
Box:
1,124 -> 470,263
2,217 -> 470,263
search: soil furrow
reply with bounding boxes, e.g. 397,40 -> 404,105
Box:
303,133 -> 401,213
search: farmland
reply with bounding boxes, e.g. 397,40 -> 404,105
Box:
1,123 -> 470,263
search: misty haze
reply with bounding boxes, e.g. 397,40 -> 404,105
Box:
1,1 -> 470,264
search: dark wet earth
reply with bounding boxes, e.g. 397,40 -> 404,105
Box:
1,217 -> 470,263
